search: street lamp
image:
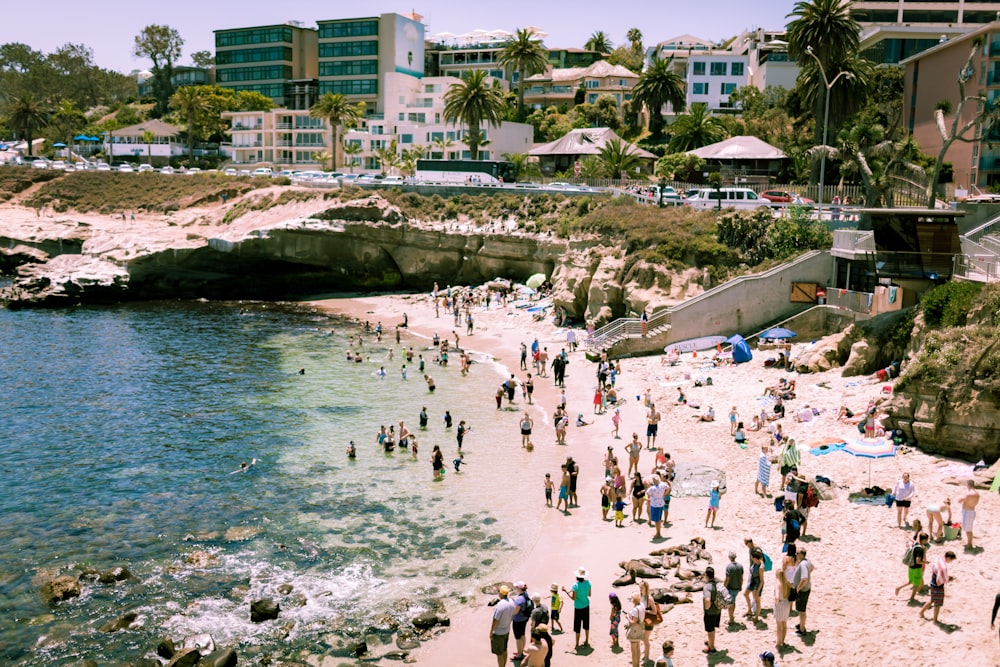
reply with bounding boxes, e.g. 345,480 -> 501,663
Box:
805,45 -> 853,220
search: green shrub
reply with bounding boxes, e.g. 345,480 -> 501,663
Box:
919,281 -> 983,327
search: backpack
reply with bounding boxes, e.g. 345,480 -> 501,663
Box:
902,543 -> 920,568
518,592 -> 534,619
802,485 -> 819,508
710,583 -> 730,611
762,551 -> 773,572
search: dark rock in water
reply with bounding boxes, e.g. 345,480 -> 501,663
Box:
350,639 -> 368,657
121,659 -> 160,667
39,575 -> 81,605
166,648 -> 201,667
99,610 -> 138,633
78,661 -> 99,667
277,583 -> 294,595
157,637 -> 176,659
435,613 -> 450,627
98,566 -> 135,584
411,611 -> 439,630
182,633 -> 216,654
250,598 -> 280,623
396,634 -> 421,651
449,566 -> 476,579
201,647 -> 238,667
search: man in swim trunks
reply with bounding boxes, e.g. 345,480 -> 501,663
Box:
959,479 -> 980,549
920,551 -> 957,622
646,403 -> 661,450
647,475 -> 668,539
556,464 -> 570,512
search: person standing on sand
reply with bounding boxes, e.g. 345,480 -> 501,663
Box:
625,434 -> 642,476
564,567 -> 592,650
702,567 -> 723,653
756,444 -> 772,497
729,406 -> 740,435
612,408 -> 622,438
520,342 -> 528,370
893,472 -> 916,527
490,585 -> 516,667
520,414 -> 533,448
549,584 -> 564,633
706,480 -> 723,528
647,474 -> 668,539
525,373 -> 534,405
920,551 -> 957,622
556,464 -> 570,513
959,479 -> 980,549
631,473 -> 647,522
645,403 -> 661,450
724,551 -> 744,626
566,457 -> 580,507
626,592 -> 644,667
793,548 -> 814,634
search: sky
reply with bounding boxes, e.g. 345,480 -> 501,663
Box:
3,0 -> 797,73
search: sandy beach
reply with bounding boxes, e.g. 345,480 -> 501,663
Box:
311,287 -> 998,667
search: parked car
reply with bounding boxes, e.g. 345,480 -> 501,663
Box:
686,187 -> 772,210
185,167 -> 201,176
51,160 -> 67,171
117,164 -> 135,173
338,174 -> 359,184
74,162 -> 88,171
137,164 -> 154,173
357,173 -> 384,182
31,159 -> 49,169
252,167 -> 273,178
159,165 -> 174,175
96,162 -> 112,171
381,175 -> 406,184
761,190 -> 814,204
223,168 -> 238,176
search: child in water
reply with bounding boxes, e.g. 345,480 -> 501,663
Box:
453,453 -> 465,472
346,441 -> 356,458
544,473 -> 554,506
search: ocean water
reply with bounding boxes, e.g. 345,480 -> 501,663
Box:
0,300 -> 536,664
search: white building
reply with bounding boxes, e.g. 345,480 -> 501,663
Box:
685,54 -> 749,112
225,71 -> 533,169
104,119 -> 185,163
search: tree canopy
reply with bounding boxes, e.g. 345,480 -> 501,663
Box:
443,70 -> 506,160
631,56 -> 685,138
134,24 -> 184,117
499,28 -> 548,121
310,92 -> 365,170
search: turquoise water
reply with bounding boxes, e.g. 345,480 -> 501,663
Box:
0,301 -> 535,664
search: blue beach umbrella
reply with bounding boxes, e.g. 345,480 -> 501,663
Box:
760,327 -> 797,339
53,142 -> 67,147
73,134 -> 90,141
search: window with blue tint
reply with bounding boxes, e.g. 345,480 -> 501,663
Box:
731,62 -> 744,76
692,62 -> 706,76
216,26 -> 293,47
319,41 -> 379,58
318,20 -> 378,39
216,46 -> 292,65
721,82 -> 736,94
217,65 -> 292,83
319,79 -> 378,96
710,62 -> 727,76
319,60 -> 378,77
401,134 -> 413,144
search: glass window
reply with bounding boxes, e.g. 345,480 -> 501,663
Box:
215,26 -> 293,47
318,41 -> 379,58
217,65 -> 292,83
216,46 -> 293,65
692,82 -> 708,95
319,60 -> 378,77
400,134 -> 413,144
721,82 -> 737,94
710,62 -> 727,76
317,20 -> 378,39
585,79 -> 600,89
730,62 -> 744,77
692,62 -> 706,76
318,79 -> 378,96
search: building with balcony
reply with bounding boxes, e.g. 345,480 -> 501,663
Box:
425,30 -> 512,82
523,60 -> 638,111
103,119 -> 184,164
685,54 -> 750,112
136,66 -> 213,99
852,0 -> 1000,27
226,71 -> 531,169
214,22 -> 318,107
901,21 -> 1000,189
741,29 -> 799,91
317,12 -> 425,114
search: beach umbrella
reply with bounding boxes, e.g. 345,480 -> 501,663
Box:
525,273 -> 546,289
73,134 -> 90,141
760,327 -> 797,339
843,437 -> 896,486
53,142 -> 67,147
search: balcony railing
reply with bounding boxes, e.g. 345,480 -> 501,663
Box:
825,288 -> 873,315
831,229 -> 875,258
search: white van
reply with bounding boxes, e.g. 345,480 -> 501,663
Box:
685,187 -> 772,210
252,167 -> 273,178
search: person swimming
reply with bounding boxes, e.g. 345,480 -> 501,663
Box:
229,458 -> 258,474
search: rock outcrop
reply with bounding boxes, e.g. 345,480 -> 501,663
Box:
888,383 -> 1000,461
39,575 -> 81,605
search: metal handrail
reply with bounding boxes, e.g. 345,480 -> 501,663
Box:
586,308 -> 671,350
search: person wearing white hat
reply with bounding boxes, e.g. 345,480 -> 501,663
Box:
563,567 -> 591,650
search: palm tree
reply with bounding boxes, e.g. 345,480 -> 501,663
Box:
142,130 -> 155,164
626,28 -> 643,53
667,103 -> 729,152
786,0 -> 862,176
310,92 -> 363,170
376,140 -> 401,174
631,56 -> 685,138
501,152 -> 542,181
585,31 -> 613,53
342,141 -> 362,172
6,93 -> 49,157
48,100 -> 86,159
431,135 -> 454,159
401,145 -> 425,177
443,70 -> 506,161
169,86 -> 209,159
499,28 -> 549,121
596,137 -> 642,179
312,150 -> 333,170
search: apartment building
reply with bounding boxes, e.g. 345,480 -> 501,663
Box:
902,21 -> 1000,188
136,66 -> 213,99
523,60 -> 638,111
425,31 -> 511,82
851,0 -> 1000,26
214,22 -> 317,107
316,13 -> 425,113
226,72 -> 531,169
685,54 -> 749,112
